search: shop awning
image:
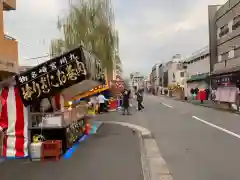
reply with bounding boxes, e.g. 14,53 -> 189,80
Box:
211,66 -> 240,76
61,80 -> 101,102
187,73 -> 209,82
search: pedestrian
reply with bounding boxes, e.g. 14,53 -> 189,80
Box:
136,90 -> 144,111
97,93 -> 108,113
122,89 -> 131,115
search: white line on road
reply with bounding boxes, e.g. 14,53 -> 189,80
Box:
162,103 -> 173,108
192,116 -> 240,139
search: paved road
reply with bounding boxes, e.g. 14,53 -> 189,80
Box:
97,94 -> 240,180
0,124 -> 143,180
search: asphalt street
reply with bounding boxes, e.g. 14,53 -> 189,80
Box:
97,94 -> 240,180
0,124 -> 143,180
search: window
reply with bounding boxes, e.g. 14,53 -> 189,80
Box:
173,73 -> 175,80
234,47 -> 240,58
228,50 -> 234,59
180,72 -> 185,77
219,24 -> 229,37
218,55 -> 222,62
221,52 -> 229,61
233,15 -> 240,30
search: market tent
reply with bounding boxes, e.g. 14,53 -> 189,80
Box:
61,80 -> 101,102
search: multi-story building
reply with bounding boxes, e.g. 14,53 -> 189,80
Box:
208,0 -> 240,103
0,0 -> 18,81
182,46 -> 210,97
112,54 -> 123,80
149,63 -> 166,95
129,72 -> 144,91
166,54 -> 185,86
150,63 -> 163,94
163,62 -> 170,88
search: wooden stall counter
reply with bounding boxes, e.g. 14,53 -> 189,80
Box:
28,104 -> 88,153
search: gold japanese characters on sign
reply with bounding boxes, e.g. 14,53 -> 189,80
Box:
15,47 -> 99,106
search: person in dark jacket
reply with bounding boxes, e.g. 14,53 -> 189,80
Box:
122,90 -> 131,115
136,91 -> 144,111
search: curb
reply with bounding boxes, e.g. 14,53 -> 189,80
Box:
91,121 -> 104,134
159,95 -> 240,114
139,131 -> 173,180
64,121 -> 103,159
102,121 -> 173,180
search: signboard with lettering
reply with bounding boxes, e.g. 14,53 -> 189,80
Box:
15,46 -> 105,106
110,75 -> 125,95
210,72 -> 240,88
66,118 -> 85,147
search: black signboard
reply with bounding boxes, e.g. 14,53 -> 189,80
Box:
66,118 -> 86,147
211,73 -> 234,87
15,46 -> 105,106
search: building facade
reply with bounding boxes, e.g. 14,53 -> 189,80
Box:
150,63 -> 163,94
182,46 -> 211,97
129,72 -> 145,91
166,54 -> 185,87
0,0 -> 18,81
208,0 -> 240,103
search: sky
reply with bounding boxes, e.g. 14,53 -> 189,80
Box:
4,0 -> 228,77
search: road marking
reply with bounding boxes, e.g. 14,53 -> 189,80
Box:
192,116 -> 240,139
162,103 -> 173,108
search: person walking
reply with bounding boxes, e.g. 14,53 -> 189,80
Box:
97,93 -> 108,113
122,90 -> 131,115
136,91 -> 144,111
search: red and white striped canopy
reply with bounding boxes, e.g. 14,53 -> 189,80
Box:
0,86 -> 28,157
0,86 -> 64,157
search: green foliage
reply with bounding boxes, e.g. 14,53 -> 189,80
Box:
49,0 -> 122,75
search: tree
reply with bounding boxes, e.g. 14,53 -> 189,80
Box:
115,54 -> 122,73
49,0 -> 121,79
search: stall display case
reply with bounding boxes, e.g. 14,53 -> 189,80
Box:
0,45 -> 106,159
28,104 -> 88,153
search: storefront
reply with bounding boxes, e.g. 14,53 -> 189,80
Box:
0,45 -> 106,158
186,73 -> 210,97
211,68 -> 240,103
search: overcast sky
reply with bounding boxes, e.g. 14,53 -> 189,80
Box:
4,0 -> 227,76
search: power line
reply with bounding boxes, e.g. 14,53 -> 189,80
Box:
23,54 -> 50,61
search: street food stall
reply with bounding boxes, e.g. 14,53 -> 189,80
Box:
0,45 -> 106,159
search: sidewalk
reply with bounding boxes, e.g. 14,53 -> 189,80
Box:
162,95 -> 240,113
0,123 -> 143,180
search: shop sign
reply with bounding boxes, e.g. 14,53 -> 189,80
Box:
111,75 -> 125,95
212,74 -> 233,86
15,46 -> 105,106
66,119 -> 85,146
